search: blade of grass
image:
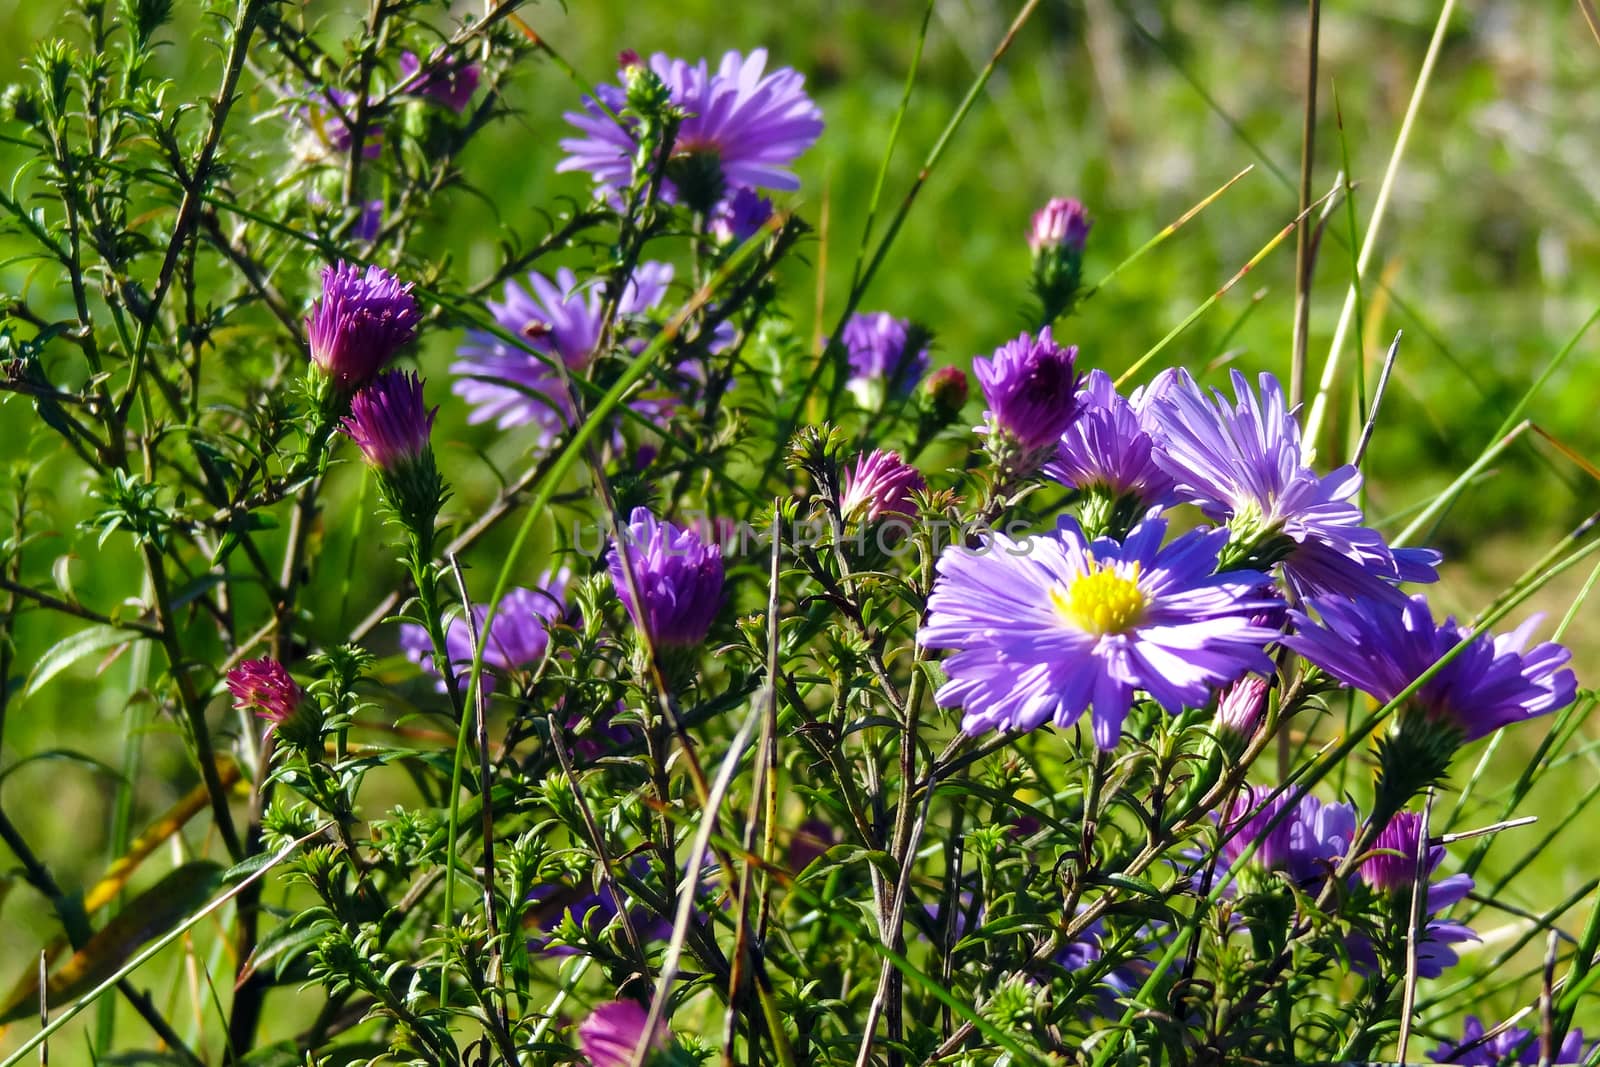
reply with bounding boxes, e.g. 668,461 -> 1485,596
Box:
1304,0 -> 1460,446
1115,185 -> 1339,387
849,0 -> 935,293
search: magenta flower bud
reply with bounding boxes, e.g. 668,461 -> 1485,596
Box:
608,507 -> 725,648
578,1000 -> 667,1067
1029,197 -> 1091,256
340,371 -> 436,472
920,364 -> 969,423
226,658 -> 302,725
1360,811 -> 1439,893
973,328 -> 1084,456
839,449 -> 925,524
305,262 -> 421,390
1215,674 -> 1268,742
398,50 -> 480,113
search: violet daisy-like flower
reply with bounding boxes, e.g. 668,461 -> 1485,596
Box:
1044,369 -> 1175,509
559,49 -> 823,205
305,262 -> 421,390
1215,786 -> 1356,887
226,658 -> 302,725
1430,1015 -> 1590,1065
340,370 -> 436,472
400,572 -> 569,694
840,311 -> 930,407
450,263 -> 673,438
1286,595 -> 1577,744
788,819 -> 838,872
577,1000 -> 668,1067
299,89 -> 382,159
918,514 -> 1280,748
839,449 -> 925,524
973,328 -> 1085,459
1147,369 -> 1439,602
1349,811 -> 1478,980
528,855 -> 668,957
608,507 -> 725,648
398,50 -> 479,113
710,186 -> 775,245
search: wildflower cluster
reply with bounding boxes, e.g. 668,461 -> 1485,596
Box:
0,5 -> 1589,1067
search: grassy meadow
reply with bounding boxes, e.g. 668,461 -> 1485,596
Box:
0,0 -> 1597,1058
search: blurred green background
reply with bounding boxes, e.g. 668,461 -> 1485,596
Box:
1,0 -> 1597,1057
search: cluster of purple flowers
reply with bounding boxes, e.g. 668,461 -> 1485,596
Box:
918,342 -> 1575,759
1431,1015 -> 1591,1065
276,34 -> 1590,1058
1215,791 -> 1477,980
400,572 -> 571,693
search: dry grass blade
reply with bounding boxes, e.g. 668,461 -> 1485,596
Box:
1395,793 -> 1433,1061
1351,331 -> 1401,469
1305,0 -> 1461,445
631,698 -> 767,1067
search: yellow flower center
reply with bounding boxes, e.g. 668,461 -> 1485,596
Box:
1050,558 -> 1146,635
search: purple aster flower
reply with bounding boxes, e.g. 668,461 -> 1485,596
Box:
226,658 -> 302,725
400,573 -> 569,694
300,89 -> 382,159
339,370 -> 436,472
565,702 -> 634,762
839,449 -> 924,524
398,50 -> 479,113
918,514 -> 1280,748
1360,810 -> 1441,893
1216,786 -> 1356,886
1431,1015 -> 1590,1065
1345,811 -> 1478,980
528,854 -> 671,957
305,262 -> 420,390
1346,883 -> 1478,980
973,328 -> 1085,456
1029,197 -> 1091,256
608,507 -> 725,648
558,49 -> 824,202
1056,911 -> 1157,999
839,312 -> 930,406
1044,370 -> 1175,508
1286,595 -> 1577,743
788,819 -> 838,872
578,1000 -> 667,1067
1147,369 -> 1439,602
710,186 -> 775,244
355,198 -> 383,241
450,263 -> 673,439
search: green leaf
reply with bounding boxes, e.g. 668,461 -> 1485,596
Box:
23,625 -> 133,701
0,749 -> 125,788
